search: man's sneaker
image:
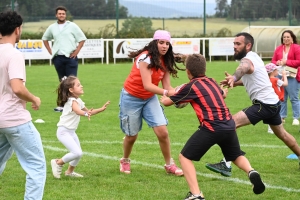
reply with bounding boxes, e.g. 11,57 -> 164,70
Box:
292,119 -> 299,125
120,158 -> 131,174
65,172 -> 84,177
184,191 -> 205,200
164,158 -> 183,176
205,160 -> 232,177
54,106 -> 63,112
51,159 -> 63,178
267,125 -> 274,134
248,170 -> 265,194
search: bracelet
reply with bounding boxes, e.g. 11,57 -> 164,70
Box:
84,112 -> 89,117
163,89 -> 169,96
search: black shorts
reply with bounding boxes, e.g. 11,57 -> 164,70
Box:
243,99 -> 282,126
181,128 -> 244,162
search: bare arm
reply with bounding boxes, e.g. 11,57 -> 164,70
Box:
220,58 -> 253,88
43,40 -> 52,55
160,95 -> 174,106
281,70 -> 288,87
139,62 -> 166,95
10,79 -> 41,110
70,40 -> 85,58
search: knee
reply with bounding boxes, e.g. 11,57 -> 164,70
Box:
73,150 -> 83,159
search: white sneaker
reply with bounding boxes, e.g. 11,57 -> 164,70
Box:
51,159 -> 63,178
267,125 -> 274,134
292,119 -> 299,126
65,172 -> 84,177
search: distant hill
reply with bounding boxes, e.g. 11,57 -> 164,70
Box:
119,0 -> 216,18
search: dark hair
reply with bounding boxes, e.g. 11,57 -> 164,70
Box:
235,32 -> 254,50
128,40 -> 184,78
281,30 -> 298,44
185,54 -> 206,77
0,11 -> 22,36
56,76 -> 77,107
56,6 -> 67,14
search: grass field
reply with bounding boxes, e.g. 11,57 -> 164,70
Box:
1,61 -> 300,200
22,18 -> 291,36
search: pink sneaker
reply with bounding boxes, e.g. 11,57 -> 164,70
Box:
164,158 -> 184,176
120,158 -> 131,174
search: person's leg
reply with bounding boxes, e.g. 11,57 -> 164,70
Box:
143,95 -> 183,175
280,82 -> 289,120
232,156 -> 265,194
57,127 -> 83,165
286,78 -> 300,123
5,122 -> 46,200
180,154 -> 204,198
52,56 -> 66,81
270,124 -> 300,157
0,130 -> 14,175
65,130 -> 83,176
119,88 -> 143,173
65,57 -> 78,77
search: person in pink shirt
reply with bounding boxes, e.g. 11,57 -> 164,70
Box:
0,11 -> 46,200
271,30 -> 300,125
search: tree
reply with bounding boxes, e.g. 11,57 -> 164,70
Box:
118,17 -> 154,38
215,0 -> 228,17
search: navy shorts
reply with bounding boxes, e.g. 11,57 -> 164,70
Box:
181,128 -> 244,162
243,99 -> 282,126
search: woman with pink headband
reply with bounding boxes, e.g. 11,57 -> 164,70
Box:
118,30 -> 184,176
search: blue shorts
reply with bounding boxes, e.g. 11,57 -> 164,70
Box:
119,88 -> 168,136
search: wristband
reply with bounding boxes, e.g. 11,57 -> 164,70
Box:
163,89 -> 169,96
233,75 -> 237,82
84,112 -> 89,117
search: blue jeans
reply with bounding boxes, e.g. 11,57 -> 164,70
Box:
0,121 -> 46,200
52,55 -> 78,81
280,77 -> 300,119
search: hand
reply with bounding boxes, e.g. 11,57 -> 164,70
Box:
31,96 -> 41,110
220,85 -> 228,98
100,101 -> 110,111
174,53 -> 187,63
160,95 -> 168,103
87,108 -> 93,121
220,71 -> 235,88
276,60 -> 281,66
69,51 -> 78,59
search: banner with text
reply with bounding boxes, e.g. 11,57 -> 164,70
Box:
15,40 -> 52,60
113,38 -> 200,59
77,39 -> 104,58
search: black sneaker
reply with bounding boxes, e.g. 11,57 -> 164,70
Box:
54,106 -> 63,112
184,192 -> 205,200
248,170 -> 265,194
205,160 -> 232,177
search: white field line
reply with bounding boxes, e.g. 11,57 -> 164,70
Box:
43,140 -> 288,148
43,141 -> 300,193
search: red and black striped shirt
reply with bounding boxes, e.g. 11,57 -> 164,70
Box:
170,76 -> 235,132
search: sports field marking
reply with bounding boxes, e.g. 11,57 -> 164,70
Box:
43,144 -> 300,193
43,140 -> 289,149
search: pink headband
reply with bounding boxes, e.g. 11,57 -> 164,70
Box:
153,30 -> 171,42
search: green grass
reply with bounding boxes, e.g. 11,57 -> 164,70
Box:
1,61 -> 300,200
22,18 -> 291,36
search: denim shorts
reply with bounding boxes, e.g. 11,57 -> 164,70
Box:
119,88 -> 168,136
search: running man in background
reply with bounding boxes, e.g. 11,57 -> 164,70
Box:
205,32 -> 300,177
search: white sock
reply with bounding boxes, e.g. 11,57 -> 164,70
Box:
222,158 -> 232,168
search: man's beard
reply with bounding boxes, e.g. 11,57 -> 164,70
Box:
233,47 -> 247,60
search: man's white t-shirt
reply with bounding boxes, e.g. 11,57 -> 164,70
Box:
0,43 -> 31,128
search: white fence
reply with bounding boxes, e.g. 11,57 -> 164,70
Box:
17,37 -> 242,65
